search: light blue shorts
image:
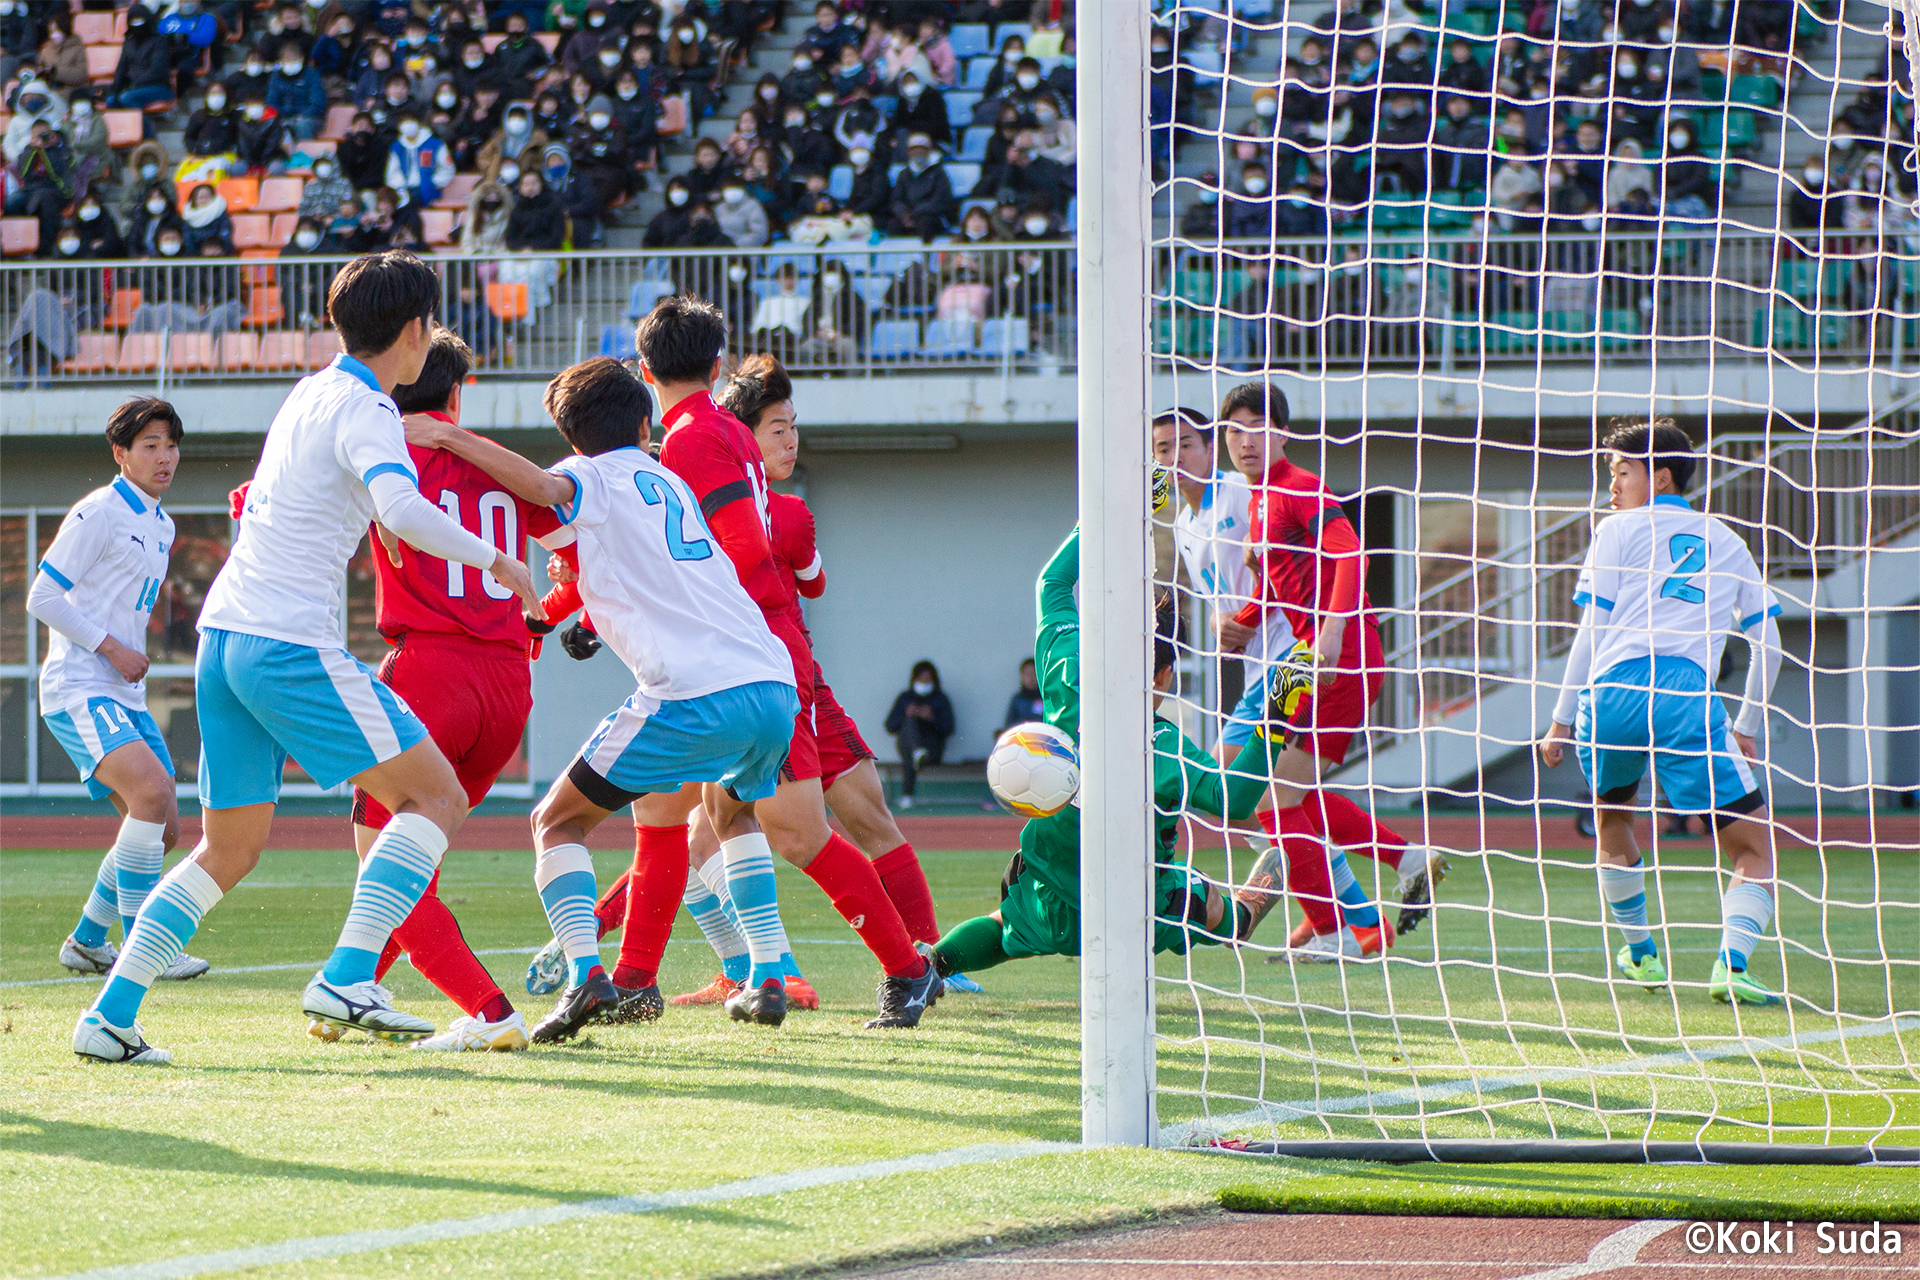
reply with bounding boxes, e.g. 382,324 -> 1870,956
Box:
1217,673 -> 1268,748
1575,655 -> 1761,815
573,680 -> 800,808
195,627 -> 430,810
44,697 -> 175,801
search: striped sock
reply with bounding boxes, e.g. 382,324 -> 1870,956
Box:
694,857 -> 759,982
1599,860 -> 1656,960
682,873 -> 751,983
74,847 -> 119,948
720,833 -> 792,990
1718,881 -> 1774,971
112,816 -> 168,938
322,813 -> 446,986
535,842 -> 603,987
1329,850 -> 1380,929
94,859 -> 222,1027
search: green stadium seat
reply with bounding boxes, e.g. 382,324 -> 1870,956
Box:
1173,269 -> 1216,305
1728,75 -> 1782,110
1542,311 -> 1598,354
1698,69 -> 1728,103
1443,9 -> 1494,36
1488,311 -> 1539,355
1697,108 -> 1758,153
1600,309 -> 1647,352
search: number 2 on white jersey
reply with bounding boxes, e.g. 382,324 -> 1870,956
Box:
633,473 -> 714,562
437,489 -> 518,600
1661,533 -> 1708,604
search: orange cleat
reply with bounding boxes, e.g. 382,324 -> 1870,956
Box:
1353,916 -> 1396,957
785,976 -> 820,1010
1288,917 -> 1316,948
670,974 -> 741,1006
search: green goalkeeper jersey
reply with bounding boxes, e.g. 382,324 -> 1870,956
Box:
1035,526 -> 1080,738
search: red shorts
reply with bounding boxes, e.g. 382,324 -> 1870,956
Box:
769,614 -> 821,785
1287,617 -> 1384,766
352,633 -> 532,828
811,665 -> 874,790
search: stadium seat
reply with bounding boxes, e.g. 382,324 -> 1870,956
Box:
828,164 -> 853,200
1065,197 -> 1076,233
1,217 -> 38,257
625,279 -> 675,319
245,285 -> 284,327
218,331 -> 260,370
854,275 -> 892,308
659,95 -> 689,137
61,332 -> 119,374
485,282 -> 529,321
86,44 -> 119,82
949,24 -> 990,59
945,162 -> 981,195
958,128 -> 989,162
104,109 -> 143,148
253,330 -> 308,370
992,22 -> 1033,46
978,317 -> 1030,355
963,57 -> 993,89
73,12 -> 114,43
482,33 -> 504,52
947,92 -> 981,129
320,104 -> 357,141
268,212 -> 300,246
115,332 -> 161,372
1541,310 -> 1598,354
306,330 -> 343,368
1728,74 -> 1782,110
217,177 -> 259,213
166,332 -> 214,371
255,176 -> 305,213
534,32 -> 559,52
434,173 -> 480,210
600,324 -> 637,358
106,288 -> 141,328
113,8 -> 128,39
869,319 -> 920,358
301,139 -> 337,156
421,209 -> 455,245
239,260 -> 276,287
923,317 -> 975,357
227,214 -> 268,249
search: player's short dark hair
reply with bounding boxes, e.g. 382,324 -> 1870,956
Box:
716,353 -> 793,429
544,356 -> 652,457
1602,416 -> 1696,493
1153,406 -> 1213,443
1153,590 -> 1184,678
390,327 -> 473,414
1219,381 -> 1290,428
634,293 -> 728,385
326,251 -> 440,357
105,397 -> 183,450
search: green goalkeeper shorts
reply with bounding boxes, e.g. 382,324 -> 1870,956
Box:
998,863 -> 1231,961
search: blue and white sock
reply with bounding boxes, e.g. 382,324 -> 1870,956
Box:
683,868 -> 750,984
1600,860 -> 1657,961
720,833 -> 793,990
1718,881 -> 1774,971
535,841 -> 603,987
73,847 -> 119,948
112,816 -> 168,938
1329,850 -> 1380,929
696,855 -> 796,982
322,812 -> 445,986
94,859 -> 222,1027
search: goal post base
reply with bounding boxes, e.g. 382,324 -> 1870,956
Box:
1225,1139 -> 1920,1166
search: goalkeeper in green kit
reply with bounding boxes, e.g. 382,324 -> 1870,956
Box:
927,527 -> 1298,978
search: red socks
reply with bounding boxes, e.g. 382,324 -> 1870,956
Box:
594,870 -> 631,939
1310,791 -> 1408,871
611,824 -> 689,990
871,842 -> 939,945
1266,806 -> 1338,936
804,833 -> 923,977
373,869 -> 510,1019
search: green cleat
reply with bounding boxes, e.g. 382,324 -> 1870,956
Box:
1710,958 -> 1782,1006
1615,945 -> 1667,989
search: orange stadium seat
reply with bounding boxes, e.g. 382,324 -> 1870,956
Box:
253,331 -> 308,370
103,109 -> 143,147
485,282 -> 529,321
245,286 -> 284,327
320,104 -> 356,140
433,173 -> 479,209
268,213 -> 300,246
306,330 -> 343,368
85,44 -> 119,82
115,333 -> 161,372
255,177 -> 305,213
217,177 -> 259,212
218,331 -> 259,370
165,332 -> 214,371
2,217 -> 39,257
61,332 -> 119,374
107,288 -> 142,328
229,214 -> 269,249
658,95 -> 688,137
421,208 -> 455,245
534,32 -> 559,52
73,12 -> 114,43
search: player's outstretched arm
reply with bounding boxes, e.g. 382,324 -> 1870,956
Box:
403,414 -> 575,509
1037,525 -> 1078,625
1732,613 -> 1783,758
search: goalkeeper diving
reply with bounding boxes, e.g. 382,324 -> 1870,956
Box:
925,527 -> 1293,979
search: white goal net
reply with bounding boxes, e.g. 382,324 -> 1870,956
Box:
1091,0 -> 1920,1157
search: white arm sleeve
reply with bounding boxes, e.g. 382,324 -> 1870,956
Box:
1551,606 -> 1600,727
367,471 -> 499,568
1733,613 -> 1783,738
26,568 -> 109,652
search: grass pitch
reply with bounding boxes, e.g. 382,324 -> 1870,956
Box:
2,837 -> 1913,1278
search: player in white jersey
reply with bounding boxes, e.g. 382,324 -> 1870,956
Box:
1539,419 -> 1785,1007
28,399 -> 208,984
398,357 -> 799,1044
74,254 -> 543,1065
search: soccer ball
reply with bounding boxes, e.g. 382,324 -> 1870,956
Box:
987,722 -> 1080,819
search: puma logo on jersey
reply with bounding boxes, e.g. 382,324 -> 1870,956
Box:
848,915 -> 865,930
128,535 -> 147,549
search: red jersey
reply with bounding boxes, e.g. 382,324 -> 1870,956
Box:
768,492 -> 824,629
371,413 -> 561,652
1231,457 -> 1367,646
655,391 -> 788,616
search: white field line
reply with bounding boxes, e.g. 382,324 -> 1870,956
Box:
1506,1219 -> 1680,1280
39,1141 -> 1081,1280
1161,1015 -> 1920,1145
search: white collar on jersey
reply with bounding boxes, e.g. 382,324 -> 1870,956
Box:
1653,494 -> 1692,509
331,353 -> 383,393
111,476 -> 155,515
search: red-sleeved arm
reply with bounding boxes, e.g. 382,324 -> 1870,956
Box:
706,501 -> 788,613
1319,508 -> 1363,617
540,542 -> 584,624
660,426 -> 787,615
229,482 -> 250,519
789,499 -> 825,599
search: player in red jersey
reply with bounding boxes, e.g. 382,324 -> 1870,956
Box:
637,298 -> 941,1029
1220,382 -> 1447,962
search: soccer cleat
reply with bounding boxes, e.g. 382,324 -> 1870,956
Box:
785,975 -> 820,1010
73,1010 -> 172,1064
1395,847 -> 1452,936
725,978 -> 789,1027
1615,946 -> 1668,989
307,1017 -> 344,1043
1353,915 -> 1395,957
1228,843 -> 1288,939
159,953 -> 210,981
943,972 -> 985,994
670,973 -> 741,1006
412,1012 -> 530,1052
524,937 -> 566,996
1272,925 -> 1366,964
865,959 -> 942,1029
59,934 -> 118,975
1288,917 -> 1315,948
301,976 -> 435,1044
607,983 -> 664,1024
529,969 -> 617,1044
1710,959 -> 1781,1007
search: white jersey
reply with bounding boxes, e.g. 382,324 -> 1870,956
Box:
541,448 -> 795,701
1573,495 -> 1780,681
1172,471 -> 1296,666
31,476 -> 174,712
199,357 -> 420,649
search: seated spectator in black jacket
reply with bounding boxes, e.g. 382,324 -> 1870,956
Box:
348,186 -> 424,251
277,217 -> 339,326
811,259 -> 869,341
609,69 -> 660,173
888,132 -> 957,240
184,88 -> 241,165
799,1 -> 860,63
74,195 -> 126,259
1374,91 -> 1430,195
236,93 -> 288,172
1223,162 -> 1273,239
1432,96 -> 1490,191
845,142 -> 891,219
1274,183 -> 1329,237
337,111 -> 389,191
683,136 -> 731,203
108,7 -> 176,111
1180,178 -> 1227,241
887,72 -> 952,152
1660,118 -> 1717,216
493,14 -> 551,99
884,661 -> 955,804
451,83 -> 505,170
567,95 -> 630,212
225,48 -> 273,106
505,170 -> 567,251
1559,117 -> 1607,207
1382,30 -> 1433,100
780,102 -> 836,176
975,130 -> 1071,212
1436,39 -> 1490,112
681,201 -> 734,249
1002,658 -> 1043,729
645,177 -> 697,246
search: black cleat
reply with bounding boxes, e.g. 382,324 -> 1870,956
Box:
725,978 -> 788,1027
866,959 -> 942,1029
530,970 -> 617,1044
1395,851 -> 1451,937
606,983 -> 664,1024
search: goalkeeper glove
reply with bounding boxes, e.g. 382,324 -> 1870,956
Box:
560,621 -> 603,661
1151,464 -> 1173,516
525,614 -> 557,638
1262,642 -> 1318,731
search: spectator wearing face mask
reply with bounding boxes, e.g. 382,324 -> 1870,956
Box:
1374,90 -> 1430,195
178,183 -> 233,254
567,95 -> 630,224
1432,96 -> 1490,192
1029,92 -> 1075,166
713,173 -> 770,247
72,195 -> 125,259
349,184 -> 425,251
257,3 -> 316,66
887,70 -> 952,153
479,103 -> 547,183
349,40 -> 397,107
644,176 -> 696,246
748,262 -> 809,364
1012,204 -> 1058,242
447,83 -> 502,169
4,80 -> 66,163
109,6 -> 179,113
1222,162 -> 1274,239
836,143 -> 887,221
460,177 -> 515,253
236,92 -> 289,173
493,15 -> 552,100
1436,38 -> 1489,112
663,20 -> 715,120
810,258 -> 869,342
126,185 -> 184,258
981,32 -> 1028,100
888,132 -> 956,240
7,119 -> 74,253
1660,120 -> 1717,218
289,157 -> 348,224
780,102 -> 836,175
801,2 -> 860,62
117,140 -> 175,222
181,86 -> 240,178
386,112 -> 454,207
976,129 -> 1070,214
310,12 -> 362,82
884,661 -> 954,807
1180,173 -> 1226,240
331,112 -> 384,190
38,15 -> 89,90
504,169 -> 567,251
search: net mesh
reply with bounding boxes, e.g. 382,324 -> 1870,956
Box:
1143,0 -> 1919,1150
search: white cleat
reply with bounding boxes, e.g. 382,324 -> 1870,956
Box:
1394,846 -> 1453,936
1283,925 -> 1367,964
524,937 -> 566,996
301,976 -> 434,1044
411,1012 -> 530,1052
160,953 -> 211,981
59,934 -> 118,975
73,1010 -> 172,1064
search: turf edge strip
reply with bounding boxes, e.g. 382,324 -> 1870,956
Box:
1215,1181 -> 1920,1222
